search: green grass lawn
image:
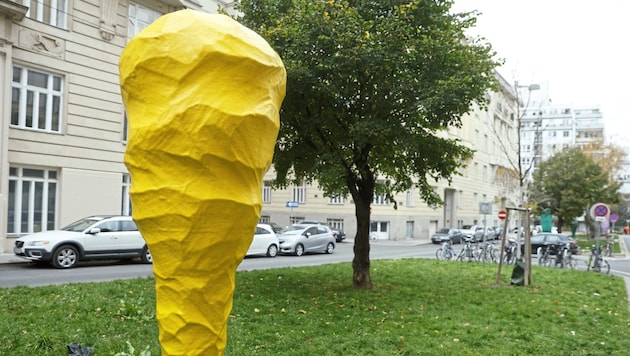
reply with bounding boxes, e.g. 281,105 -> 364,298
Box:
1,258 -> 629,355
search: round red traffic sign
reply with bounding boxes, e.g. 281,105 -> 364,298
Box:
498,210 -> 507,220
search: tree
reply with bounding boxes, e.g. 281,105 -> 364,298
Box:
237,0 -> 500,288
530,147 -> 621,234
580,138 -> 627,182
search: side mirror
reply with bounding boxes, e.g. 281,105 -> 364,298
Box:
304,232 -> 311,238
88,227 -> 101,234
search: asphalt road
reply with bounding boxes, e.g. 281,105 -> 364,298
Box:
1,238 -> 629,288
0,240 -> 433,288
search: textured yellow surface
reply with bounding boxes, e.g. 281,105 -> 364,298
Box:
119,10 -> 285,355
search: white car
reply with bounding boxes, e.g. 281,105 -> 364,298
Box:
246,224 -> 279,257
277,223 -> 336,256
13,215 -> 151,268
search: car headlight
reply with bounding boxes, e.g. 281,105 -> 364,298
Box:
27,240 -> 50,246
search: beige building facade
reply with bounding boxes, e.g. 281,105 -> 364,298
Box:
0,0 -> 519,252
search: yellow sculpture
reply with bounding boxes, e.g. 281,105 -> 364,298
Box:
119,10 -> 285,355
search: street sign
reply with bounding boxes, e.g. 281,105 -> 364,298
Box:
590,203 -> 610,219
479,202 -> 492,215
498,210 -> 507,220
286,201 -> 299,208
610,213 -> 619,223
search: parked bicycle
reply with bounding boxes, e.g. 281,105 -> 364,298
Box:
561,247 -> 577,270
476,240 -> 497,263
537,242 -> 559,267
456,237 -> 477,262
536,244 -> 551,267
602,238 -> 615,257
436,238 -> 456,261
503,238 -> 517,264
586,245 -> 610,274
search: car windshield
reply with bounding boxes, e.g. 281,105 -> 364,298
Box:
462,225 -> 473,230
62,217 -> 103,232
437,228 -> 450,234
281,225 -> 309,234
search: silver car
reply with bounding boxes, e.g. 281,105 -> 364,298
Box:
277,224 -> 336,256
13,215 -> 151,268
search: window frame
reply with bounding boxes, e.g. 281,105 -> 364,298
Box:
8,166 -> 58,235
11,65 -> 64,133
20,0 -> 68,28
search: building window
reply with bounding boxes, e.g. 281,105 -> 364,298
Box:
128,2 -> 163,40
292,181 -> 306,203
328,194 -> 345,205
259,215 -> 271,223
406,221 -> 414,238
19,0 -> 67,28
405,189 -> 413,207
11,66 -> 63,133
8,167 -> 58,235
372,192 -> 389,205
122,174 -> 132,216
262,181 -> 272,203
327,218 -> 344,232
123,112 -> 129,143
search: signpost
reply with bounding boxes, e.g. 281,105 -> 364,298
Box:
479,202 -> 492,242
610,213 -> 619,234
286,201 -> 299,219
590,203 -> 610,253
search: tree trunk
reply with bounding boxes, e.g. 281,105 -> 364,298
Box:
352,195 -> 372,289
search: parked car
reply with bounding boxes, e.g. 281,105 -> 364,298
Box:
520,233 -> 579,255
484,227 -> 496,241
267,222 -> 284,234
246,224 -> 279,257
294,220 -> 345,242
332,229 -> 346,243
431,228 -> 466,244
492,226 -> 503,240
13,215 -> 151,268
277,223 -> 336,256
460,225 -> 484,242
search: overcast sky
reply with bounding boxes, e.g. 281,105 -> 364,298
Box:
451,1 -> 630,149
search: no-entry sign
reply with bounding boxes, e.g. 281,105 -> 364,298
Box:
498,210 -> 507,220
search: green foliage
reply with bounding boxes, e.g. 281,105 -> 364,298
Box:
236,0 -> 499,208
1,261 -> 629,354
531,147 -> 621,228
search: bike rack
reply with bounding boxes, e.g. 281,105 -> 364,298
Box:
496,207 -> 533,286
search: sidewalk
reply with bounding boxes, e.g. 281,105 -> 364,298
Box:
0,253 -> 27,264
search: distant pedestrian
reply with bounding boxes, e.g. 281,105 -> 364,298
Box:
624,225 -> 629,235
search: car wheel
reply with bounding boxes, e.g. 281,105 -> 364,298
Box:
325,242 -> 334,254
295,244 -> 305,256
141,245 -> 152,264
52,245 -> 79,268
266,244 -> 278,257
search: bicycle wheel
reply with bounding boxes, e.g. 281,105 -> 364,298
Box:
456,249 -> 465,262
436,248 -> 445,260
484,247 -> 497,263
538,253 -> 547,266
601,259 -> 611,274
